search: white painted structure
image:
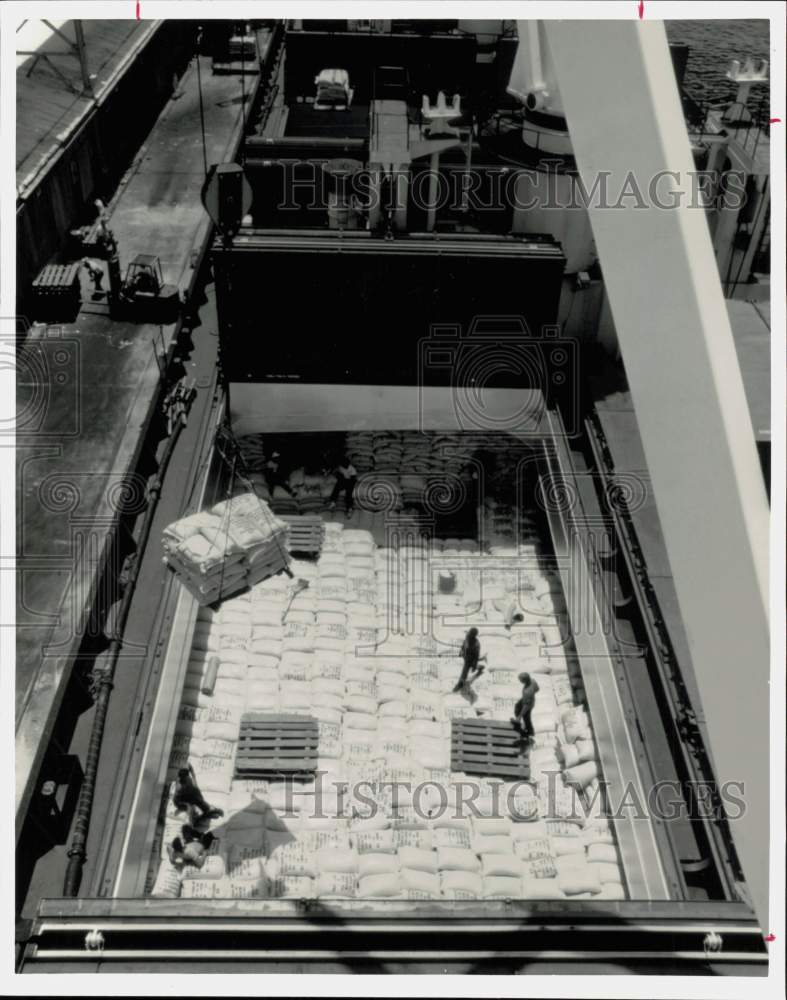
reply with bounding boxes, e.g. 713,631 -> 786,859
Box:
544,19 -> 770,931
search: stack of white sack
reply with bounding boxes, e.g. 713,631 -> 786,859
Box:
435,816 -> 483,899
345,432 -> 375,473
268,484 -> 299,517
263,808 -> 360,900
351,815 -> 402,898
162,494 -> 291,605
290,468 -> 328,513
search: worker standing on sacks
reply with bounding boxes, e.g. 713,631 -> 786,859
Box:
512,672 -> 540,741
453,627 -> 487,693
173,764 -> 225,823
263,451 -> 296,498
494,594 -> 525,630
328,456 -> 358,517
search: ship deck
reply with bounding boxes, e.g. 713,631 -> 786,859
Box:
17,275 -> 222,917
14,22 -> 770,969
16,55 -> 254,827
590,291 -> 771,733
589,323 -> 770,912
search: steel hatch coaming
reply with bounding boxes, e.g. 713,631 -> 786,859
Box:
581,412 -> 740,903
212,230 -> 566,391
215,229 -> 565,256
111,394 -> 705,905
539,416 -> 673,902
546,415 -> 750,906
21,898 -> 767,972
108,403 -> 229,901
100,382 -> 748,920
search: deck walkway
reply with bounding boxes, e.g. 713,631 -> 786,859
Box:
589,292 -> 771,788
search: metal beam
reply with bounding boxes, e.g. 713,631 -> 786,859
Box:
42,19 -> 78,51
545,21 -> 770,930
22,20 -> 93,96
19,49 -> 74,57
73,20 -> 94,97
23,53 -> 81,94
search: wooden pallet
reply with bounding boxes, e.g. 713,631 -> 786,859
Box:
450,718 -> 530,780
235,713 -> 319,778
246,550 -> 291,588
281,515 -> 325,556
32,262 -> 81,294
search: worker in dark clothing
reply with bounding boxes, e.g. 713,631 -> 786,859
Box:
328,456 -> 358,516
132,269 -> 156,296
81,257 -> 104,292
512,671 -> 540,741
453,627 -> 487,692
181,825 -> 217,868
96,218 -> 118,256
167,835 -> 187,868
183,824 -> 216,849
167,826 -> 216,869
495,595 -> 524,630
263,451 -> 295,497
173,764 -> 224,821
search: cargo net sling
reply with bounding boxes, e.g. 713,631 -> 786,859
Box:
162,427 -> 295,605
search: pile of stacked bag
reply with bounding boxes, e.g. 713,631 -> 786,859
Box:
162,493 -> 291,605
232,430 -> 540,517
150,522 -> 625,901
345,432 -> 375,474
152,783 -> 624,902
231,435 -> 332,516
342,431 -> 537,482
234,433 -> 266,470
482,498 -> 542,548
288,468 -> 331,514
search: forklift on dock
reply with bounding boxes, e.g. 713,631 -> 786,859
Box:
117,254 -> 181,323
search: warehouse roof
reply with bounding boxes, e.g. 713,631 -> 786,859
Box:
16,18 -> 161,197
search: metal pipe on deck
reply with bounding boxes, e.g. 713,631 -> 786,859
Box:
426,150 -> 440,232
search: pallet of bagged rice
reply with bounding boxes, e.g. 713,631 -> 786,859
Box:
164,552 -> 247,606
214,489 -> 290,534
163,494 -> 291,604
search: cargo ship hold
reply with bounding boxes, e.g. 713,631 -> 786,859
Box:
14,17 -> 772,974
